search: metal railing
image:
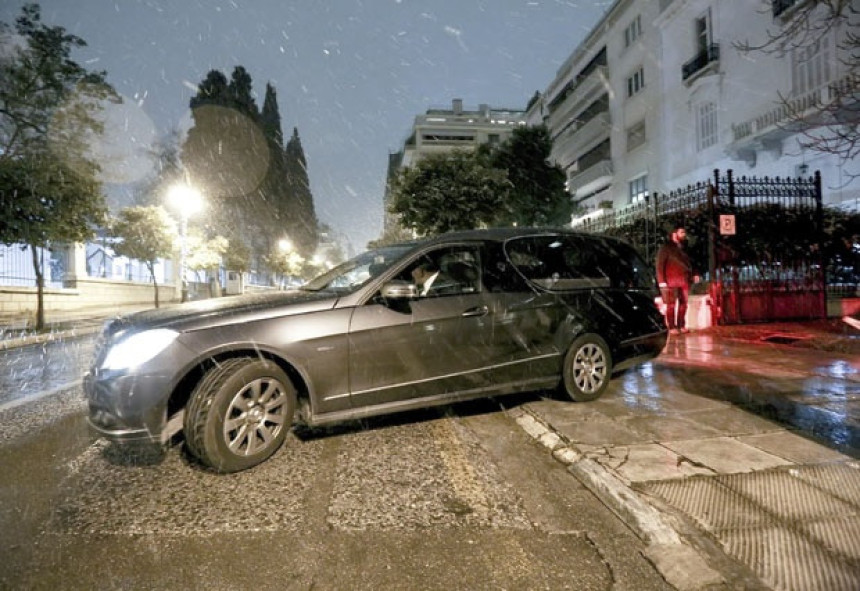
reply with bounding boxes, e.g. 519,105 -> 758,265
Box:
682,44 -> 720,82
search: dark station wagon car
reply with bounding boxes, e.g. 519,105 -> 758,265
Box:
85,228 -> 668,472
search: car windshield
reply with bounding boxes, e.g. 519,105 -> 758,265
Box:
301,244 -> 415,294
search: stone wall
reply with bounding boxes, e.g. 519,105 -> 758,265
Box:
0,278 -> 178,321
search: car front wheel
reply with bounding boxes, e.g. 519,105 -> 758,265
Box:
184,358 -> 296,473
561,334 -> 612,402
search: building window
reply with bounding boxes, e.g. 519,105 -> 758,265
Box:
696,101 -> 718,151
626,120 -> 646,152
624,15 -> 642,48
627,67 -> 645,98
695,8 -> 712,54
792,34 -> 831,96
629,175 -> 648,204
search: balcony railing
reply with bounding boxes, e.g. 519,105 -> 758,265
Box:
567,159 -> 613,196
546,66 -> 608,132
682,44 -> 720,82
730,73 -> 858,143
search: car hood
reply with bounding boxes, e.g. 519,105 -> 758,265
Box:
105,290 -> 339,335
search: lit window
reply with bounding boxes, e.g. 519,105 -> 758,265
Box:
628,175 -> 648,204
627,67 -> 645,98
696,101 -> 718,151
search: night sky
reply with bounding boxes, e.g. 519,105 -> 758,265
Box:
1,0 -> 610,252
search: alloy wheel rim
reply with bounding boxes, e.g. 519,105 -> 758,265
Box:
223,377 -> 287,456
572,343 -> 606,394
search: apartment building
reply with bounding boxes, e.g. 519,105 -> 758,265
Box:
529,0 -> 858,221
657,0 -> 858,209
384,99 -> 527,234
526,0 -> 664,214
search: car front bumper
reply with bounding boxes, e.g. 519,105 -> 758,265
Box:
84,370 -> 173,445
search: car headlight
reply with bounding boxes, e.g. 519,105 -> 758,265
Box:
101,329 -> 179,371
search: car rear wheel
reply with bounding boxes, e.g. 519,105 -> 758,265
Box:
184,358 -> 296,473
561,334 -> 612,402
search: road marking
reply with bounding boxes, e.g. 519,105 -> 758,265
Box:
0,379 -> 82,412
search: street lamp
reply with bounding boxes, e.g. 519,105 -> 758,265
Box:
168,183 -> 203,302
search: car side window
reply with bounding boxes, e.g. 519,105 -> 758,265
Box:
398,246 -> 482,297
505,236 -> 612,291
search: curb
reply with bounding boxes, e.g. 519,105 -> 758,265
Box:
511,406 -> 725,591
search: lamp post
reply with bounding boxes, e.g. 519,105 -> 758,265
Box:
168,183 -> 203,302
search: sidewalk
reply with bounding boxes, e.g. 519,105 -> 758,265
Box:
515,324 -> 860,590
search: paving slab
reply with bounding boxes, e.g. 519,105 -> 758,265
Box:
551,417 -> 650,446
585,443 -> 715,483
662,437 -> 792,474
683,407 -> 785,437
623,415 -> 724,442
737,431 -> 851,464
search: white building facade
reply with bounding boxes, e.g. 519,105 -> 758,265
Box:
657,0 -> 858,209
398,98 -> 527,168
526,0 -> 665,213
528,0 -> 859,220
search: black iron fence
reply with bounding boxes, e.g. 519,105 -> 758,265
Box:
574,169 -> 859,324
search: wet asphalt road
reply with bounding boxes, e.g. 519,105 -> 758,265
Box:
1,332 -> 856,589
0,383 -> 672,590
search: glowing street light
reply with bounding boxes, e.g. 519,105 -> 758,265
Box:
168,183 -> 203,302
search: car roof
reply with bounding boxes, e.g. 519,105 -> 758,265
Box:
396,227 -> 601,248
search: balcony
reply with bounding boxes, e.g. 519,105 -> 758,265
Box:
772,0 -> 810,19
553,112 -> 611,162
682,44 -> 720,84
567,159 -> 613,198
546,66 -> 609,133
729,72 -> 859,161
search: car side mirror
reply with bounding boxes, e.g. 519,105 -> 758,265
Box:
380,280 -> 419,300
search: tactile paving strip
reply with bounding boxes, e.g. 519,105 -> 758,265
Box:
641,463 -> 860,591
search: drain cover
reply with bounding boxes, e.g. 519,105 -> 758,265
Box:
760,333 -> 811,345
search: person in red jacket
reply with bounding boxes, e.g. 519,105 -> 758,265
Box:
656,226 -> 699,334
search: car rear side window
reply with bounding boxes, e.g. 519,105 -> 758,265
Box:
504,235 -> 655,291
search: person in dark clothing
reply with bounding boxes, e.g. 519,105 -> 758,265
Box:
656,226 -> 698,334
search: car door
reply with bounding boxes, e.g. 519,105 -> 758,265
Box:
479,238 -> 565,385
347,244 -> 495,409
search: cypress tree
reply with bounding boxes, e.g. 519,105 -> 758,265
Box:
284,128 -> 319,255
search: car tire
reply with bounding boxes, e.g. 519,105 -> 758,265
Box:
184,357 -> 296,473
561,334 -> 612,402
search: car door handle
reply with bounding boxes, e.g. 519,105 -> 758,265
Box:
462,306 -> 489,318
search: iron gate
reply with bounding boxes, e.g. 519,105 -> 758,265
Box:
576,169 -> 826,325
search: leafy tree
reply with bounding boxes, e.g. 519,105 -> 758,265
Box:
367,225 -> 415,249
486,125 -> 572,226
110,206 -> 175,308
264,244 -> 305,284
735,2 -> 859,174
222,234 -> 251,273
186,231 -> 228,294
0,3 -> 115,328
389,150 -> 510,236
